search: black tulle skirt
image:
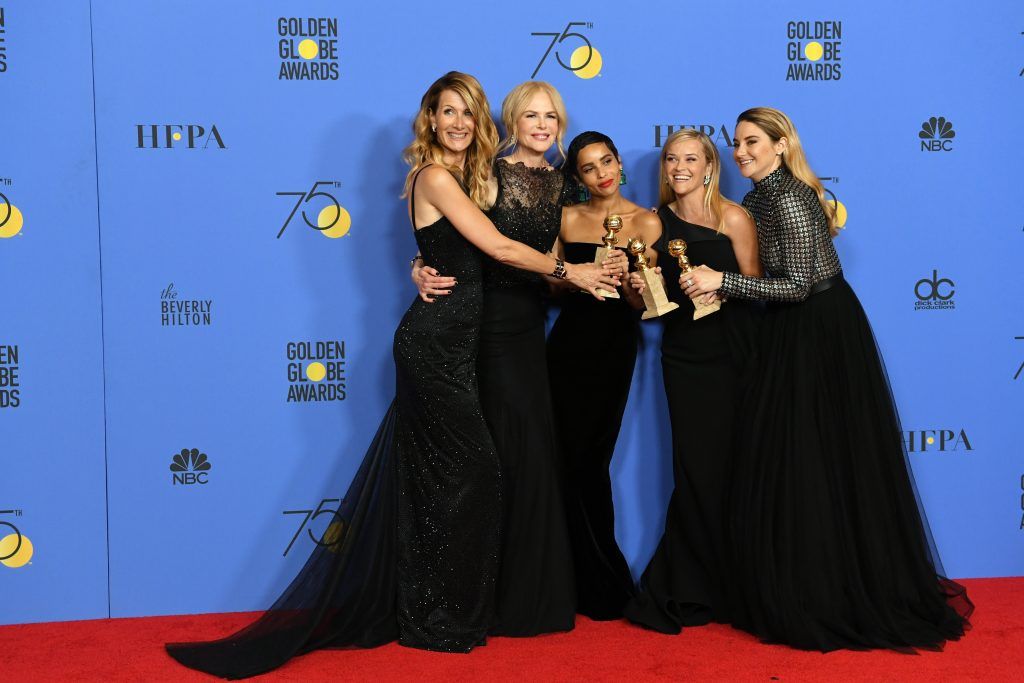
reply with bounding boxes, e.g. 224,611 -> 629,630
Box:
729,279 -> 972,651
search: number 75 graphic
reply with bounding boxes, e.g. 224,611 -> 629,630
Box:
531,22 -> 596,79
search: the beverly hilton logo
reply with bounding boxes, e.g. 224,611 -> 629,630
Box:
160,283 -> 212,327
786,20 -> 842,80
919,116 -> 955,152
170,448 -> 212,485
278,17 -> 339,80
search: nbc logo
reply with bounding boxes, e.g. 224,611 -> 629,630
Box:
170,448 -> 212,485
919,116 -> 955,152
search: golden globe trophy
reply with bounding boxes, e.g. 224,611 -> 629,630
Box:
593,214 -> 622,299
627,238 -> 679,320
668,239 -> 721,320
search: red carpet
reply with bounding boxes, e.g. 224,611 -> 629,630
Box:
3,578 -> 1020,682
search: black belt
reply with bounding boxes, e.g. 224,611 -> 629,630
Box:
808,273 -> 844,296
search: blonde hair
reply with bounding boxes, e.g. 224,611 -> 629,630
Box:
402,71 -> 498,210
497,81 -> 568,164
737,107 -> 838,236
658,129 -> 741,233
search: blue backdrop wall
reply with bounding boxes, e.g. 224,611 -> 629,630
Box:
1,0 -> 1022,625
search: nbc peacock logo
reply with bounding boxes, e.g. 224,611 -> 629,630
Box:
919,116 -> 955,152
170,448 -> 212,486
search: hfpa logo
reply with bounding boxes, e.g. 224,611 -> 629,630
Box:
136,124 -> 226,149
170,448 -> 212,485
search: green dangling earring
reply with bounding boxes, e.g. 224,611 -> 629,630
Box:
578,186 -> 589,202
619,168 -> 627,185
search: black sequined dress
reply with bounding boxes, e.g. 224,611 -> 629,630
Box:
624,208 -> 759,634
480,160 -> 576,636
719,166 -> 972,651
547,242 -> 638,620
166,166 -> 501,678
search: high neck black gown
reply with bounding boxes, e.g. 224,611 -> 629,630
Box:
719,166 -> 972,651
480,160 -> 576,636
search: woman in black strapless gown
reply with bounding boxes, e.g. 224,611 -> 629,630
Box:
682,107 -> 972,651
622,130 -> 760,634
165,72 -> 617,680
547,131 -> 661,620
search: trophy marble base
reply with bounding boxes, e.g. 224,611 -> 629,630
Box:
593,245 -> 620,299
638,270 -> 680,320
692,298 -> 721,320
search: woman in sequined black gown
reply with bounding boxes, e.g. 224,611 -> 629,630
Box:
622,130 -> 760,634
547,131 -> 661,620
681,107 -> 972,651
165,72 -> 617,680
414,83 -> 628,636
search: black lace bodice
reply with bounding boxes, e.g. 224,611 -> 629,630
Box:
483,160 -> 572,290
720,167 -> 841,302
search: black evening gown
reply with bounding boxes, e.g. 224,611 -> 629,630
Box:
547,243 -> 638,620
624,208 -> 759,633
719,166 -> 972,651
166,167 -> 501,678
480,161 -> 576,636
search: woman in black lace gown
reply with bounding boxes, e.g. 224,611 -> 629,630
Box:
681,107 -> 973,651
622,130 -> 760,634
165,72 -> 617,679
414,84 -> 628,636
547,131 -> 661,620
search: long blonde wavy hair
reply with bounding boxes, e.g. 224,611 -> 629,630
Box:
737,107 -> 838,236
496,81 -> 568,165
402,71 -> 498,210
658,129 -> 741,233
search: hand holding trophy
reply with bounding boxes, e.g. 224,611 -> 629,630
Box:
593,214 -> 623,299
668,239 -> 721,320
626,238 -> 679,320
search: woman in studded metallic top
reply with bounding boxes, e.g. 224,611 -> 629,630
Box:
681,107 -> 972,652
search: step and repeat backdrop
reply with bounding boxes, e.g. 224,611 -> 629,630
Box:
2,1 -> 1022,625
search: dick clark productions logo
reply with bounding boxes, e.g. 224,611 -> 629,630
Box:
914,270 -> 955,311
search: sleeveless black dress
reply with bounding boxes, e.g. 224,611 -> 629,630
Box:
480,161 -> 575,636
720,167 -> 972,651
624,208 -> 759,633
547,243 -> 638,620
166,167 -> 501,678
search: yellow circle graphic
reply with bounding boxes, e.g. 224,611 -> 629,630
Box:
804,41 -> 824,61
172,132 -> 182,141
570,45 -> 602,79
0,533 -> 33,568
831,199 -> 848,229
306,362 -> 326,382
0,202 -> 24,238
926,436 -> 935,445
323,520 -> 347,553
298,39 -> 319,60
318,204 -> 351,238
